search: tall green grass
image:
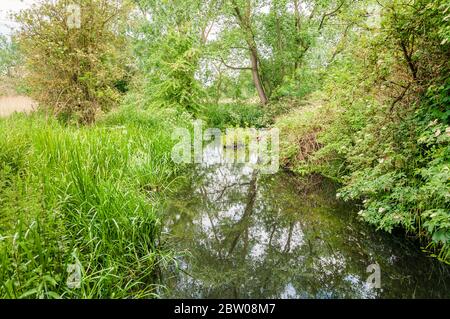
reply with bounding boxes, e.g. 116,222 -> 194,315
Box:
0,106 -> 190,298
199,103 -> 269,129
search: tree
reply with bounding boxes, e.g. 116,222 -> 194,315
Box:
15,0 -> 132,124
0,36 -> 20,77
229,0 -> 269,105
207,0 -> 359,105
132,0 -> 220,112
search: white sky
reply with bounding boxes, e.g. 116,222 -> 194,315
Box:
0,0 -> 37,35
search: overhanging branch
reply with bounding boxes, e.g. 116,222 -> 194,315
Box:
219,57 -> 252,70
318,1 -> 346,31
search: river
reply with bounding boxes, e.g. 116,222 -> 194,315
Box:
161,143 -> 450,298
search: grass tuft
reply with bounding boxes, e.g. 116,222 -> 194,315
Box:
0,107 -> 189,298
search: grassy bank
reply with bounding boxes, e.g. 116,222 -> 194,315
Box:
199,102 -> 269,129
0,106 -> 190,298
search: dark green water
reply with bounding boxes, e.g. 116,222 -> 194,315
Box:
162,144 -> 450,298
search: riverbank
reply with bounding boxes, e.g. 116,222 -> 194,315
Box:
274,93 -> 450,265
161,141 -> 450,298
0,106 -> 189,298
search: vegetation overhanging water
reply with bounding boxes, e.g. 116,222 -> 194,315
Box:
0,0 -> 449,299
162,143 -> 450,298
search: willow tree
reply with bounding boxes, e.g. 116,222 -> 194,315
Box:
207,0 -> 358,105
15,0 -> 132,124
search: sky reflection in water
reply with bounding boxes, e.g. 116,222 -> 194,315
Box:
163,144 -> 450,299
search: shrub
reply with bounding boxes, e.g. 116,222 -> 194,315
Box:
200,103 -> 269,129
140,29 -> 204,113
275,0 -> 450,263
14,0 -> 131,124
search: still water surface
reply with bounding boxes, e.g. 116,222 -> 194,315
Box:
162,144 -> 450,298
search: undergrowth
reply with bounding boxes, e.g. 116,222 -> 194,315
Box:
275,0 -> 450,264
0,106 -> 190,298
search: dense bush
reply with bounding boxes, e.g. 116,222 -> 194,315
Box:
200,102 -> 269,129
14,0 -> 131,124
0,36 -> 19,78
276,0 -> 450,263
141,30 -> 204,113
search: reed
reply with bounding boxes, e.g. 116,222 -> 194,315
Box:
0,107 -> 188,298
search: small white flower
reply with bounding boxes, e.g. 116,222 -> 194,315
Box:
378,207 -> 386,213
428,119 -> 438,127
434,128 -> 441,137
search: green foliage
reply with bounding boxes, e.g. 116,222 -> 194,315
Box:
131,0 -> 210,113
200,102 -> 269,129
257,0 -> 368,100
276,0 -> 450,263
271,68 -> 321,99
142,30 -> 204,113
0,105 -> 189,298
336,97 -> 450,263
275,95 -> 338,176
0,36 -> 25,95
14,0 -> 132,124
0,36 -> 19,77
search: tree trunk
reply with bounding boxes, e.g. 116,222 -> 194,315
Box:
249,47 -> 268,105
231,0 -> 268,106
294,0 -> 301,72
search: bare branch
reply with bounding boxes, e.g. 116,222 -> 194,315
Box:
318,1 -> 346,31
218,57 -> 252,70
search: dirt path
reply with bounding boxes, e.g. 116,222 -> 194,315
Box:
0,95 -> 37,117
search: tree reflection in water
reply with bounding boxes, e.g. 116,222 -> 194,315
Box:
162,144 -> 450,299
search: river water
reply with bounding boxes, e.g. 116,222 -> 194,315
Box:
162,144 -> 450,298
